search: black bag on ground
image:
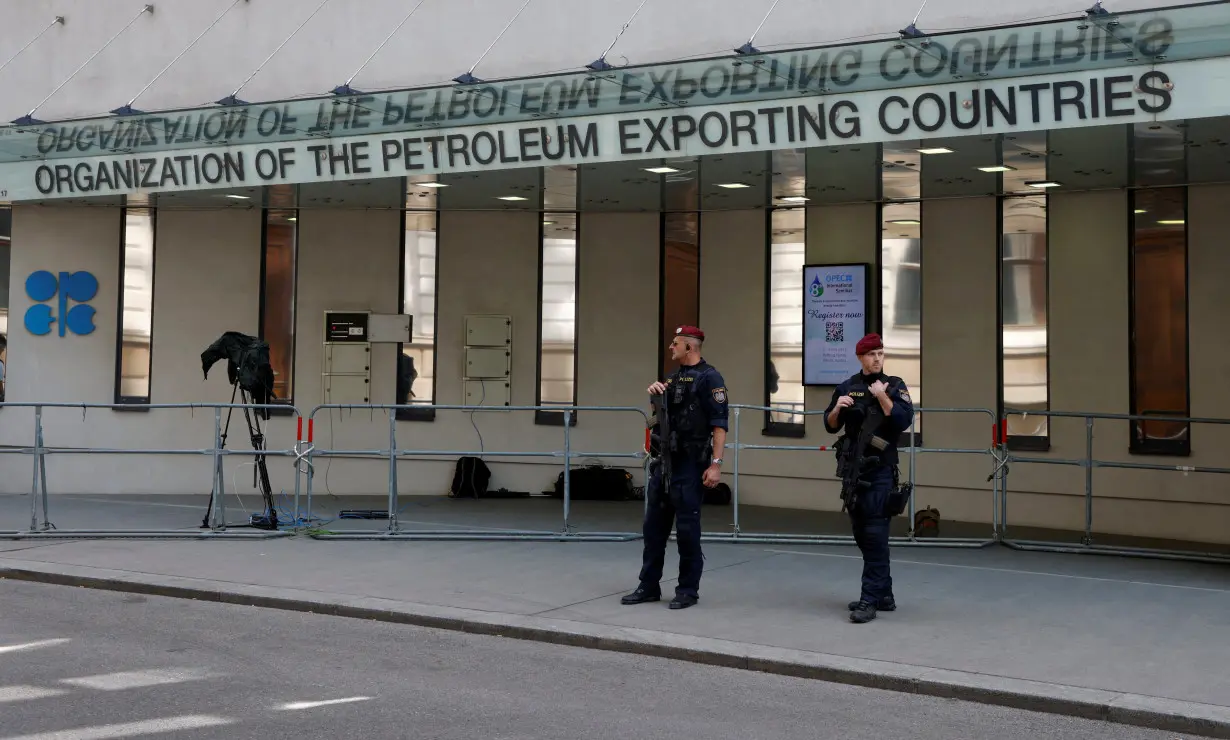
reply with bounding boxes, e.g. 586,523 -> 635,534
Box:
550,466 -> 634,500
450,456 -> 491,499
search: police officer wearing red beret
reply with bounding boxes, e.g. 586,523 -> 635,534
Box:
622,325 -> 728,610
824,333 -> 914,624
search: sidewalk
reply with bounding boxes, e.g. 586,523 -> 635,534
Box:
1,496 -> 1229,738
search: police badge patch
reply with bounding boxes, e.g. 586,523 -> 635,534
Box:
898,387 -> 911,404
712,387 -> 727,403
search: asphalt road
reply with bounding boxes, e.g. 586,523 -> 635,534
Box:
0,579 -> 1199,740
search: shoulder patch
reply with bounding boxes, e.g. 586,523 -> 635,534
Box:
712,387 -> 727,404
897,387 -> 911,404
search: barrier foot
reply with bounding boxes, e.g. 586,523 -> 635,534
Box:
0,529 -> 293,540
309,528 -> 642,542
1002,538 -> 1230,565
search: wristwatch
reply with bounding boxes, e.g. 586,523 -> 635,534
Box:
712,457 -> 724,466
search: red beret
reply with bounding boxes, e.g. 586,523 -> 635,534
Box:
675,325 -> 705,341
855,333 -> 883,355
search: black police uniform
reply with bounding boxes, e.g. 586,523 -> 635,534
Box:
824,370 -> 914,623
623,358 -> 728,610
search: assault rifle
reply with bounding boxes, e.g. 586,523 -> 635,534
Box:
650,392 -> 671,506
835,403 -> 886,514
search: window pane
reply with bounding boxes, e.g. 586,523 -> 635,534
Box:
769,208 -> 805,425
1131,188 -> 1189,450
881,201 -> 921,437
540,212 -> 577,405
0,207 -> 9,401
118,208 -> 155,400
262,208 -> 297,403
400,209 -> 437,407
662,211 -> 699,378
1002,196 -> 1049,440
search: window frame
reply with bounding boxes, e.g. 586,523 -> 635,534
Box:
878,201 -> 923,449
534,210 -> 581,427
113,204 -> 157,409
1000,193 -> 1052,453
258,203 -> 299,415
397,202 -> 441,423
1127,186 -> 1191,457
763,206 -> 806,439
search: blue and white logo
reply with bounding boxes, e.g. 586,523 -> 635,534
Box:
24,270 -> 98,337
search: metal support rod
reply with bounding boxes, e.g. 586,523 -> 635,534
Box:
908,409 -> 918,538
388,411 -> 399,533
1084,416 -> 1095,545
38,417 -> 50,531
225,0 -> 331,102
0,16 -> 65,79
459,0 -> 533,79
29,407 -> 42,531
591,0 -> 649,66
562,409 -> 572,532
19,5 -> 152,122
732,407 -> 741,536
212,408 -> 224,530
744,0 -> 784,49
343,0 -> 429,87
122,0 -> 245,111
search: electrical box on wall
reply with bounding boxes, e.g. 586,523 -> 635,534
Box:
463,314 -> 511,407
320,311 -> 414,404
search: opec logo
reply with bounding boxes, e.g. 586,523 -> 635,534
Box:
809,275 -> 824,298
24,270 -> 99,337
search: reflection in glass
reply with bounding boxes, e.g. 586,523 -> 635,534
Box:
261,196 -> 298,404
0,208 -> 10,401
118,207 -> 155,401
768,208 -> 805,425
1130,188 -> 1189,452
539,212 -> 578,406
880,201 -> 921,436
661,212 -> 699,378
400,210 -> 437,409
1001,196 -> 1049,440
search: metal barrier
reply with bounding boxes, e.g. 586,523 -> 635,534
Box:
700,404 -> 1005,548
301,403 -> 651,541
0,402 -> 299,540
1000,409 -> 1230,565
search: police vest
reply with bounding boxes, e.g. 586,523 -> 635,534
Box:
667,363 -> 713,455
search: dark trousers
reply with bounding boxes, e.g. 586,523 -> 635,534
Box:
850,468 -> 895,605
638,456 -> 704,597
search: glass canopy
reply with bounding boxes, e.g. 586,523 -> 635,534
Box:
0,1 -> 1226,164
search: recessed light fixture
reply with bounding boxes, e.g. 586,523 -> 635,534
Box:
1026,180 -> 1061,189
779,196 -> 810,203
497,196 -> 528,201
887,219 -> 921,225
977,165 -> 1016,172
1134,209 -> 1147,214
917,147 -> 953,154
644,166 -> 680,174
224,194 -> 250,200
1158,219 -> 1185,225
286,217 -> 297,222
716,182 -> 751,189
543,220 -> 556,225
416,182 -> 448,188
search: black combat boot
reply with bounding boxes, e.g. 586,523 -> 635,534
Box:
620,587 -> 661,605
669,593 -> 698,610
849,601 -> 878,624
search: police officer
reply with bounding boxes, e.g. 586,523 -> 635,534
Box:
622,325 -> 728,610
824,333 -> 914,624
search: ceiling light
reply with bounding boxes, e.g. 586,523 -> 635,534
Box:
1026,180 -> 1061,189
779,196 -> 810,203
497,196 -> 528,201
1158,219 -> 1185,225
416,182 -> 448,188
224,194 -> 249,200
887,219 -> 921,225
286,217 -> 297,222
643,166 -> 679,174
543,220 -> 556,225
1134,209 -> 1147,214
716,182 -> 751,189
977,165 -> 1016,172
917,147 -> 953,154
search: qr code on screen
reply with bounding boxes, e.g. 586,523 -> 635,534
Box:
825,321 -> 844,343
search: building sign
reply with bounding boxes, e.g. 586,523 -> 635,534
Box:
803,263 -> 869,386
0,51 -> 1220,202
24,270 -> 98,337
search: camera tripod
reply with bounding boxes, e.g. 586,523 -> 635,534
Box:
200,380 -> 279,531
